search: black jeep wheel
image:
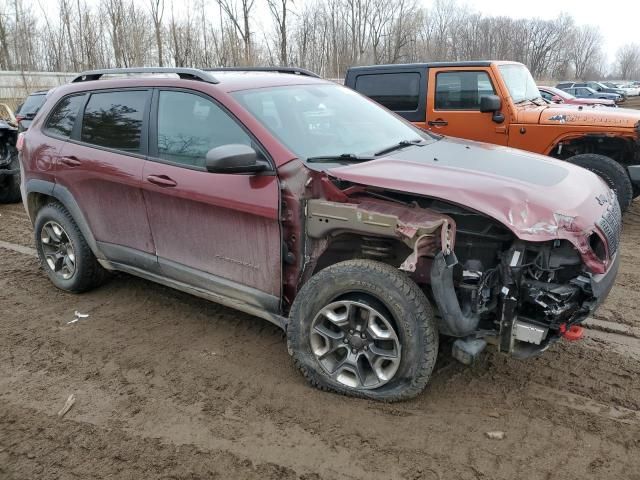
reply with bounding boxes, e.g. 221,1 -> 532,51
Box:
287,259 -> 438,402
565,153 -> 633,212
0,147 -> 21,204
34,202 -> 107,293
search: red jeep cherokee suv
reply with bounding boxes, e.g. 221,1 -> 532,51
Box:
19,67 -> 620,401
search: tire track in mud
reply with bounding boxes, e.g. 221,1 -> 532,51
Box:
2,203 -> 640,479
1,248 -> 640,479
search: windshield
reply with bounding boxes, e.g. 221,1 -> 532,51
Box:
232,84 -> 432,161
17,93 -> 46,116
553,88 -> 573,99
498,64 -> 541,104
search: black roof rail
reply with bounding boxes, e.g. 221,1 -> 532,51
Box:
71,67 -> 219,84
204,66 -> 320,78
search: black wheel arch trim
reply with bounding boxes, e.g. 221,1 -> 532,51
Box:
25,178 -> 105,260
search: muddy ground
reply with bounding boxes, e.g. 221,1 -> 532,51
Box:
1,195 -> 640,480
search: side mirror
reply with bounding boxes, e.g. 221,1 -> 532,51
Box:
551,95 -> 563,103
480,94 -> 501,113
205,144 -> 267,174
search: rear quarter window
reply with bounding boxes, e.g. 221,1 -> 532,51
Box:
80,90 -> 147,153
354,73 -> 420,111
44,94 -> 85,138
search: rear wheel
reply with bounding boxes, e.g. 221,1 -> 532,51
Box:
565,153 -> 633,212
34,203 -> 107,293
287,259 -> 438,401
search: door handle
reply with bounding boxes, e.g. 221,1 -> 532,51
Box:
146,174 -> 177,187
60,156 -> 81,167
427,119 -> 448,127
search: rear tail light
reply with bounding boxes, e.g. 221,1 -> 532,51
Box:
16,132 -> 25,152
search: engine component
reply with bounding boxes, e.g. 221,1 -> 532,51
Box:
430,251 -> 481,337
512,320 -> 548,345
452,338 -> 487,365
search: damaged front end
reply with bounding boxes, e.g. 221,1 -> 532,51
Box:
428,193 -> 621,362
301,174 -> 621,364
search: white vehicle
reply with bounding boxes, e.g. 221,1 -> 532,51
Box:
620,84 -> 640,96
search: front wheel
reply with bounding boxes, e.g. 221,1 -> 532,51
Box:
565,153 -> 633,212
287,259 -> 438,401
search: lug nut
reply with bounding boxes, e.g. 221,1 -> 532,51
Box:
349,329 -> 354,335
351,348 -> 357,354
343,338 -> 348,344
364,346 -> 368,351
360,333 -> 366,339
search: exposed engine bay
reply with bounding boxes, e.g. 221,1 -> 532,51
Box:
304,184 -> 621,363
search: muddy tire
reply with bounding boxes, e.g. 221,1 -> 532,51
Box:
34,202 -> 107,293
0,151 -> 21,204
565,153 -> 633,212
287,259 -> 438,402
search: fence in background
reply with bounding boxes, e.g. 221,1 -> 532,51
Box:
0,71 -> 76,110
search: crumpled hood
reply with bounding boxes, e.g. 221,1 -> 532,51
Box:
538,104 -> 640,128
327,137 -> 612,243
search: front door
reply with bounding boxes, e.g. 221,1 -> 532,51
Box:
426,68 -> 509,145
141,89 -> 281,304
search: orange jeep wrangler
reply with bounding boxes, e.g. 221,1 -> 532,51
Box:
346,61 -> 640,211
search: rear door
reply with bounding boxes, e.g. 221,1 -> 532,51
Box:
141,88 -> 281,307
426,68 -> 509,145
55,89 -> 156,267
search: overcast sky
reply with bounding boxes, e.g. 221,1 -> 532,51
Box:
452,0 -> 636,66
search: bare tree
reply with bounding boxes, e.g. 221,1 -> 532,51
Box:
0,1 -> 13,69
569,25 -> 602,80
267,0 -> 292,65
216,0 -> 255,65
0,0 -> 622,82
616,43 -> 640,80
149,0 -> 164,66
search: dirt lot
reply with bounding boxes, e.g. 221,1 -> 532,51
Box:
1,198 -> 640,480
624,96 -> 640,109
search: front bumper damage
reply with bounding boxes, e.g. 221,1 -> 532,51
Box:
431,246 -> 620,363
500,250 -> 619,359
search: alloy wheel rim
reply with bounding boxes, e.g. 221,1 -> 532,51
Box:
310,300 -> 401,390
40,221 -> 76,280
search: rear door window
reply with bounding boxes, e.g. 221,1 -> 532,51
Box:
154,90 -> 253,169
435,71 -> 496,110
80,90 -> 148,153
44,94 -> 85,138
354,73 -> 420,111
